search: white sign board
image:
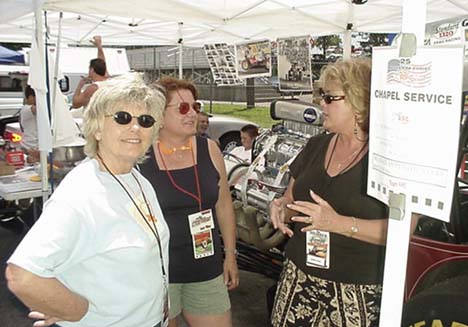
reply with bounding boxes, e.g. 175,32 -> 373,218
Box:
368,46 -> 464,222
49,47 -> 130,75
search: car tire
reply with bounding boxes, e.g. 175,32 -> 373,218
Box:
402,274 -> 468,326
220,132 -> 241,153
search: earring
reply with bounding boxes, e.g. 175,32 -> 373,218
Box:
353,116 -> 367,142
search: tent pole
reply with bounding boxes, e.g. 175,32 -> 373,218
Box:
51,12 -> 63,113
32,4 -> 51,204
178,22 -> 183,79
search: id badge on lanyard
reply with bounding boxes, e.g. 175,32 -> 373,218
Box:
306,230 -> 330,269
161,275 -> 169,327
188,209 -> 215,259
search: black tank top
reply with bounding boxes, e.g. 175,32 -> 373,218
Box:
287,133 -> 388,285
139,136 -> 223,283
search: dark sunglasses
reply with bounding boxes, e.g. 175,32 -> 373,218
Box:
319,88 -> 346,104
168,101 -> 201,115
106,111 -> 156,128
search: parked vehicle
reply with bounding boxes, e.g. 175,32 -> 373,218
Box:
0,64 -> 29,116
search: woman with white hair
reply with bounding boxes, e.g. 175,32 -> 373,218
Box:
5,75 -> 169,327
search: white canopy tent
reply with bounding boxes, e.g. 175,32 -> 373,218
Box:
0,0 -> 467,46
0,1 -> 467,325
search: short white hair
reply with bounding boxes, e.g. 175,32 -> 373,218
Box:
83,73 -> 166,158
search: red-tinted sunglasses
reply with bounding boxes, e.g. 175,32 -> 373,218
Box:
167,89 -> 201,114
169,101 -> 201,115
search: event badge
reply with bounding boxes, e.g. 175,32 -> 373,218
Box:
188,209 -> 215,259
306,230 -> 330,269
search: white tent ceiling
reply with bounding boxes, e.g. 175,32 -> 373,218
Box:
0,0 -> 468,46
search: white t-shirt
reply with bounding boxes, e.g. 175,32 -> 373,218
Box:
8,158 -> 170,327
229,146 -> 252,163
19,104 -> 38,150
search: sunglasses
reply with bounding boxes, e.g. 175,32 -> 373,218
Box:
319,88 -> 346,104
168,101 -> 201,115
106,111 -> 156,128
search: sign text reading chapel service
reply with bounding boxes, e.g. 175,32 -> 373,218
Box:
368,46 -> 463,221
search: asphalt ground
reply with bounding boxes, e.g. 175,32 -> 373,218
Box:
0,221 -> 275,327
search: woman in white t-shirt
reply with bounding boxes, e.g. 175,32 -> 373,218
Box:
6,75 -> 170,327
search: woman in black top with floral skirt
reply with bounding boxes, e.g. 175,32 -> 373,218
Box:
270,59 -> 388,327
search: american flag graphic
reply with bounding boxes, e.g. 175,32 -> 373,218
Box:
387,59 -> 432,88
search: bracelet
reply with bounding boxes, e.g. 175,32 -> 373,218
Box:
223,248 -> 238,255
349,216 -> 359,237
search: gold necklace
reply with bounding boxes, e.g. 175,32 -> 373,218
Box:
326,134 -> 368,174
335,147 -> 362,170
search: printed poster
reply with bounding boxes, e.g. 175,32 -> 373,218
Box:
368,46 -> 464,222
277,36 -> 313,92
235,40 -> 272,79
203,43 -> 244,86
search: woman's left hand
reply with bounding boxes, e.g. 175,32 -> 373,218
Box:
287,190 -> 339,233
223,254 -> 239,290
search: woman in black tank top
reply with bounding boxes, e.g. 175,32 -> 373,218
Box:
140,77 -> 238,327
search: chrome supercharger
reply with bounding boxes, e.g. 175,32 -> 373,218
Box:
225,99 -> 324,251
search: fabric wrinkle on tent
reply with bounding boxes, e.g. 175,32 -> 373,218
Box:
0,1 -> 467,46
0,45 -> 25,64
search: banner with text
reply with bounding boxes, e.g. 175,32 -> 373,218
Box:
368,46 -> 464,221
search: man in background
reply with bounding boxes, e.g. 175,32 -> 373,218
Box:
72,36 -> 108,108
19,85 -> 39,162
197,111 -> 211,139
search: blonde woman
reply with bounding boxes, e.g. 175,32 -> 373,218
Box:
270,59 -> 387,327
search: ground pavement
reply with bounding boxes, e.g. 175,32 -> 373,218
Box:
0,223 -> 275,327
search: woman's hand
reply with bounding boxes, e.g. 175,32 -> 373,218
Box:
287,190 -> 339,233
223,254 -> 239,290
270,197 -> 294,237
29,311 -> 61,327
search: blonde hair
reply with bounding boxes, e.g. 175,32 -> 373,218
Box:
83,73 -> 166,158
319,58 -> 372,132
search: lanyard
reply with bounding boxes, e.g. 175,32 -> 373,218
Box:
96,154 -> 166,277
156,140 -> 202,211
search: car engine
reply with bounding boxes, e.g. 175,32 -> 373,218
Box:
224,99 -> 324,256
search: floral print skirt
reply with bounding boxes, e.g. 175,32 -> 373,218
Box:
271,259 -> 382,327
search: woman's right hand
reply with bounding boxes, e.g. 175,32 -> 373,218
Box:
270,198 -> 294,237
29,311 -> 61,327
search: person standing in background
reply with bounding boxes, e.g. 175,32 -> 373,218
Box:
19,84 -> 39,162
197,111 -> 211,139
72,36 -> 108,109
